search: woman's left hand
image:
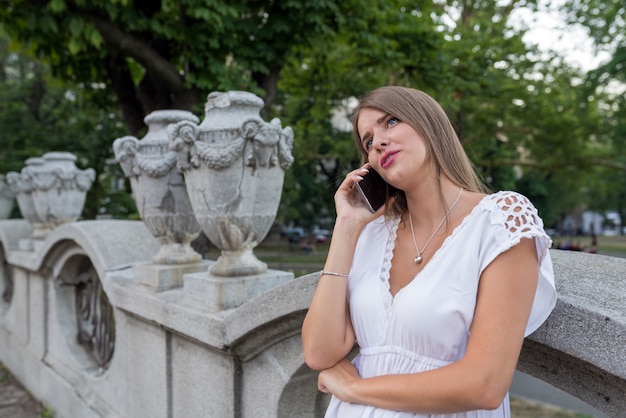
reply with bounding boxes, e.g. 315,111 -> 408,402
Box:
318,358 -> 361,401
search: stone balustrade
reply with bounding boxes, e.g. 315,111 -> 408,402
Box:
0,218 -> 624,417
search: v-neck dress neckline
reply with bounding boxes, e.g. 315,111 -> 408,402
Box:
382,195 -> 485,302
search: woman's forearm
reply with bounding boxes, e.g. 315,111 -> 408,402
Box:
302,217 -> 366,370
336,359 -> 508,414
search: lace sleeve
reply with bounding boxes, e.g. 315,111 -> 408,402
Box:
490,191 -> 552,263
485,191 -> 556,335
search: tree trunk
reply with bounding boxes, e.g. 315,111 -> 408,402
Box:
105,54 -> 145,136
253,66 -> 281,117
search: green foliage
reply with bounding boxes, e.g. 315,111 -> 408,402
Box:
275,0 -> 447,222
38,406 -> 55,418
0,36 -> 137,220
0,0 -> 355,134
563,0 -> 626,230
564,0 -> 624,51
0,0 -> 625,229
0,362 -> 8,382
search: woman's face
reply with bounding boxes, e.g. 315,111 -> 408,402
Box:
356,107 -> 430,191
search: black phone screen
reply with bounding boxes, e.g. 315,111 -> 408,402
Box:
355,168 -> 389,213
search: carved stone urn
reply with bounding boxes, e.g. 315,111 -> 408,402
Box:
113,110 -> 203,265
169,91 -> 294,277
6,157 -> 53,238
29,152 -> 95,229
0,174 -> 14,219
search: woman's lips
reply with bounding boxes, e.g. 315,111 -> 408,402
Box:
381,151 -> 399,169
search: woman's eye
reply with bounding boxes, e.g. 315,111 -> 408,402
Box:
387,117 -> 399,127
364,138 -> 373,150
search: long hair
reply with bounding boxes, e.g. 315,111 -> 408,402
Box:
351,86 -> 488,217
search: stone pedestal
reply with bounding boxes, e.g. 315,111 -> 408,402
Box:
135,260 -> 213,291
183,269 -> 294,312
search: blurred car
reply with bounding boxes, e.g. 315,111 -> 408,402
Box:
313,228 -> 330,243
281,227 -> 306,238
314,233 -> 329,243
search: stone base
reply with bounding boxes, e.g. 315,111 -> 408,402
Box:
183,269 -> 294,312
135,260 -> 213,291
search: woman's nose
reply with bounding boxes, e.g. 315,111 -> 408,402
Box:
372,133 -> 387,148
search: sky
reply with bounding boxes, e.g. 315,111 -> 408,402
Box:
509,1 -> 612,72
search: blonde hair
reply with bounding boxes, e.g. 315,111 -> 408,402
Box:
351,86 -> 488,217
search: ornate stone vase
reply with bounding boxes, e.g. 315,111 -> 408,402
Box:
28,152 -> 95,229
6,158 -> 53,238
113,110 -> 203,265
169,91 -> 294,277
0,174 -> 14,219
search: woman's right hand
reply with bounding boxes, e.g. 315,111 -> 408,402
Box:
334,164 -> 386,225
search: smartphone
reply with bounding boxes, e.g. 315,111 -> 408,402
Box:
355,168 -> 390,213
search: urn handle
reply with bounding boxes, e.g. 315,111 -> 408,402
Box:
6,172 -> 30,194
241,118 -> 294,170
112,136 -> 140,177
168,121 -> 201,171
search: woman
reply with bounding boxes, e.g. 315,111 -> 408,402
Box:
301,86 -> 556,417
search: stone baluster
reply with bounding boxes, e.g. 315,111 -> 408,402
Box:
114,110 -> 208,290
168,91 -> 295,310
29,152 -> 95,229
114,110 -> 203,264
7,153 -> 94,251
169,91 -> 295,277
6,158 -> 53,241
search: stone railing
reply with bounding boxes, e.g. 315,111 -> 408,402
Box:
0,218 -> 624,418
518,250 -> 626,416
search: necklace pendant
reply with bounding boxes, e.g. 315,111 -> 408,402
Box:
414,254 -> 423,264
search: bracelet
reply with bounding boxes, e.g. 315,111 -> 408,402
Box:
321,271 -> 349,278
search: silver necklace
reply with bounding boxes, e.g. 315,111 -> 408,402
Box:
408,187 -> 463,264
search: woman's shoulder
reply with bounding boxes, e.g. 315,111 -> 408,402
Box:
475,190 -> 550,248
481,190 -> 544,226
483,190 -> 535,206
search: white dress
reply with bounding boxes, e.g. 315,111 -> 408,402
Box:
324,191 -> 557,418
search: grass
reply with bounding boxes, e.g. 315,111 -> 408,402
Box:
596,234 -> 626,254
39,406 -> 55,418
553,234 -> 626,255
205,235 -> 330,276
511,397 -> 593,418
0,362 -> 9,382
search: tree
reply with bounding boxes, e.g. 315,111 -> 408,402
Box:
276,0 -> 446,226
2,0 -> 623,230
563,0 -> 626,232
0,34 -> 135,219
0,0 -> 349,135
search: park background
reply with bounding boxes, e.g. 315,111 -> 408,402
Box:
0,0 -> 625,417
0,0 -> 624,239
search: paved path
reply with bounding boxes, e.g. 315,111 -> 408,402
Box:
0,364 -> 42,418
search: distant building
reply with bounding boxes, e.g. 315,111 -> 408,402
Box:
581,211 -> 622,235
